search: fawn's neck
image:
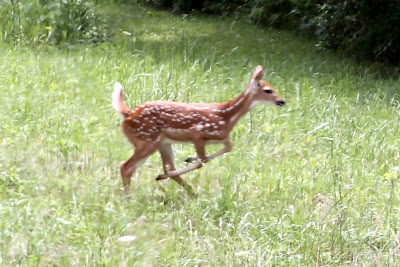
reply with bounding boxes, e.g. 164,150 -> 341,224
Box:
221,86 -> 255,126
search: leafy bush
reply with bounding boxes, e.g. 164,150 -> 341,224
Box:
0,0 -> 108,45
313,0 -> 400,65
250,0 -> 320,32
250,0 -> 293,28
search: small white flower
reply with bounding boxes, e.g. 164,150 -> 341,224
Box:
235,251 -> 250,256
118,235 -> 137,242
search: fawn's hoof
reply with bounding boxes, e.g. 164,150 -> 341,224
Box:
156,174 -> 168,180
185,157 -> 197,163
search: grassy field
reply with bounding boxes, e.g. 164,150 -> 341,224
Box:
1,2 -> 400,266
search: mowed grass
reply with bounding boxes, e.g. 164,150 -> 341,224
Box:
1,2 -> 400,265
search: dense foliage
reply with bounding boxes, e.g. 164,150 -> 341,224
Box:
311,0 -> 400,65
143,0 -> 400,65
0,0 -> 108,45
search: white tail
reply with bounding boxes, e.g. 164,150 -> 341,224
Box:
114,66 -> 285,195
112,82 -> 129,115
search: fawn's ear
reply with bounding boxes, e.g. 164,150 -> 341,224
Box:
250,65 -> 264,91
252,65 -> 264,81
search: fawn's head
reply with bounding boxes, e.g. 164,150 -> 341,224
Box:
250,65 -> 285,107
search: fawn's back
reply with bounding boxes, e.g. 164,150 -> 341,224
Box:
122,101 -> 229,144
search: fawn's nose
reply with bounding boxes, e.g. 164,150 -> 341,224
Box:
277,100 -> 285,106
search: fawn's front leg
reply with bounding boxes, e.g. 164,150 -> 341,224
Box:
156,137 -> 206,180
157,144 -> 195,195
156,161 -> 202,180
186,139 -> 232,163
193,139 -> 208,163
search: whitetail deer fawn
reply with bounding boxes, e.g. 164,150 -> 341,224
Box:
113,65 -> 285,195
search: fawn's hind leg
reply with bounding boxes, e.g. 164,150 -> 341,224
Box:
158,144 -> 195,195
120,140 -> 159,195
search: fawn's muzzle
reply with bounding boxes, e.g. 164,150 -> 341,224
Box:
276,100 -> 285,106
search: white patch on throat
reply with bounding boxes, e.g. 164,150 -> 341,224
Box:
249,101 -> 259,109
250,100 -> 275,109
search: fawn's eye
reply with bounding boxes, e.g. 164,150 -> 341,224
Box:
264,88 -> 272,94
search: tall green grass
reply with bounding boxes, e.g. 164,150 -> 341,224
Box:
0,2 -> 399,265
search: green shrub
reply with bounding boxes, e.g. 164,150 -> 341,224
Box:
250,0 -> 400,65
249,0 -> 293,28
0,0 -> 108,45
313,0 -> 400,65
